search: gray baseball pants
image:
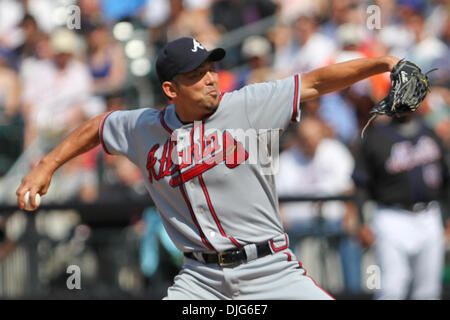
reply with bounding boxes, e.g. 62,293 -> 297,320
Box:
164,248 -> 334,300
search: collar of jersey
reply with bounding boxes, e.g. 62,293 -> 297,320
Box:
163,104 -> 190,130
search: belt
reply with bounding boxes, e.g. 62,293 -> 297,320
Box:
184,241 -> 273,268
384,201 -> 438,213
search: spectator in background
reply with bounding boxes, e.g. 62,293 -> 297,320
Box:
377,0 -> 447,75
237,35 -> 275,88
75,91 -> 137,205
271,7 -> 336,75
142,0 -> 173,47
23,0 -> 62,34
423,4 -> 450,89
275,0 -> 320,25
308,91 -> 360,146
373,0 -> 399,28
139,207 -> 183,299
210,0 -> 278,67
318,23 -> 369,145
17,25 -> 53,77
320,0 -> 360,39
443,11 -> 450,45
289,12 -> 336,74
299,98 -> 335,138
378,0 -> 418,59
278,98 -> 335,154
86,23 -> 127,95
78,91 -> 131,203
0,48 -> 20,120
12,13 -> 46,68
154,0 -> 189,41
44,154 -> 99,204
159,0 -> 221,50
21,29 -> 94,149
142,0 -> 171,30
78,0 -> 105,29
404,8 -> 448,74
276,117 -> 362,294
0,47 -> 22,176
211,0 -> 277,33
425,0 -> 450,39
96,156 -> 147,204
420,88 -> 450,149
268,23 -> 294,78
0,214 -> 16,261
0,0 -> 25,51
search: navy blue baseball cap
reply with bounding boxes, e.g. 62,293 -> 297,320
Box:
156,37 -> 226,83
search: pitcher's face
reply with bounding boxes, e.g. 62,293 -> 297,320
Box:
170,61 -> 221,119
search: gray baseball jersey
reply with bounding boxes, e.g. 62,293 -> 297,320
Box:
99,75 -> 301,254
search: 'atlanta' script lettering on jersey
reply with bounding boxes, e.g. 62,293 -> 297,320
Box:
385,136 -> 441,174
146,123 -> 249,187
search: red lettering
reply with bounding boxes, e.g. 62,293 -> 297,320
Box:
163,140 -> 176,176
147,129 -> 248,186
157,141 -> 169,179
205,132 -> 219,155
146,144 -> 160,183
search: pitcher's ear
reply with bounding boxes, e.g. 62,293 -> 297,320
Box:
162,81 -> 178,100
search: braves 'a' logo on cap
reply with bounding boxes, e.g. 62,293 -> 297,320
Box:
191,39 -> 205,52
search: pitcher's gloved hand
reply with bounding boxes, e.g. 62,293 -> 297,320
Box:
361,59 -> 437,138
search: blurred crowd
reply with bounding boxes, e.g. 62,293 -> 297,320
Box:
0,0 -> 450,297
0,0 -> 449,196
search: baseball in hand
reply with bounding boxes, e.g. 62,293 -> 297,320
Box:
24,191 -> 41,211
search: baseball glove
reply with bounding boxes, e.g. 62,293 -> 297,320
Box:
361,59 -> 436,138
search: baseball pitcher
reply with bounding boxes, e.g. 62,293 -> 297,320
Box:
17,37 -> 424,299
